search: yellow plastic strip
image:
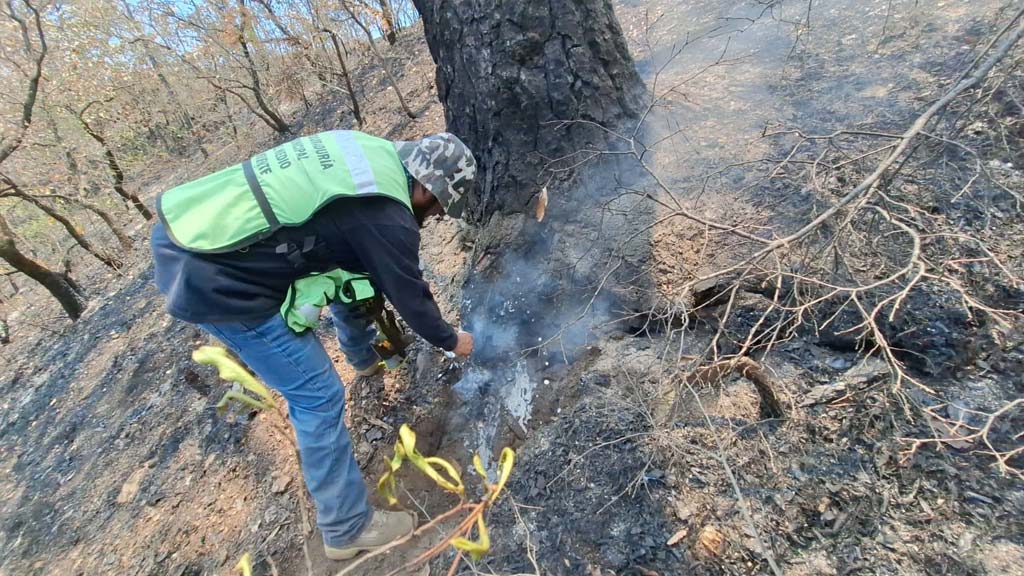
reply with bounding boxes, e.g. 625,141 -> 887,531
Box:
193,346 -> 275,408
451,515 -> 490,561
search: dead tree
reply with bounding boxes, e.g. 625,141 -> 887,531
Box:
339,1 -> 416,119
413,0 -> 646,223
42,108 -> 84,191
1,184 -> 122,269
322,27 -> 364,126
0,0 -> 45,167
354,0 -> 398,45
40,108 -> 133,250
118,1 -> 210,159
0,0 -> 84,319
71,101 -> 154,221
251,0 -> 329,83
0,213 -> 83,320
53,193 -> 131,251
236,0 -> 292,134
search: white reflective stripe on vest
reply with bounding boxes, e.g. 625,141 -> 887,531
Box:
332,131 -> 378,195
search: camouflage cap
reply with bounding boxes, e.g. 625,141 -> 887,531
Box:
394,133 -> 476,219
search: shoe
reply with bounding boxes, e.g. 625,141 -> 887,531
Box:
355,362 -> 382,377
324,510 -> 417,560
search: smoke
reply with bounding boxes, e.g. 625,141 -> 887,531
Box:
459,150 -> 652,364
449,151 -> 654,465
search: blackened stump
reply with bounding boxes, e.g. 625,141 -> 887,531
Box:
413,0 -> 646,223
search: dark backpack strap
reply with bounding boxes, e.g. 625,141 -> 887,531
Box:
242,159 -> 280,229
276,235 -> 317,268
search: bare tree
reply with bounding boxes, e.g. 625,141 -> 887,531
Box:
251,0 -> 329,83
118,1 -> 210,159
236,0 -> 293,134
352,0 -> 397,45
0,177 -> 122,269
339,0 -> 416,119
70,100 -> 154,221
0,0 -> 87,319
0,0 -> 45,166
322,27 -> 363,126
39,191 -> 133,252
0,212 -> 83,320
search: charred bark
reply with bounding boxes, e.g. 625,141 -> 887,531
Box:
2,182 -> 123,269
413,0 -> 646,223
0,213 -> 83,320
237,0 -> 292,135
323,28 -> 363,126
73,109 -> 154,221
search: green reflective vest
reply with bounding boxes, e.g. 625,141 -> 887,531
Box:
281,269 -> 376,333
157,130 -> 413,253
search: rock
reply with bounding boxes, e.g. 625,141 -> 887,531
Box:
116,466 -> 150,504
799,383 -> 847,407
271,472 -> 292,494
842,357 -> 888,384
826,357 -> 852,370
672,499 -> 694,521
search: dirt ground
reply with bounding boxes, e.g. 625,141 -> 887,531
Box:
2,2 -> 1024,576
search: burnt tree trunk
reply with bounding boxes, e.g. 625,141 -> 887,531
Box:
236,0 -> 292,135
340,3 -> 417,119
323,28 -> 364,126
413,0 -> 645,223
74,111 -> 155,221
13,192 -> 123,270
0,213 -> 84,320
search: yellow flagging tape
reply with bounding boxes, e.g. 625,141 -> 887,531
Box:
378,424 -> 465,505
451,514 -> 490,561
378,424 -> 516,561
235,552 -> 253,576
193,346 -> 276,414
215,390 -> 274,416
454,447 -> 516,558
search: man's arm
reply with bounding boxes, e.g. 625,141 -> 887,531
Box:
347,223 -> 459,351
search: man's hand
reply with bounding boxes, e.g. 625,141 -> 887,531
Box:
453,330 -> 474,357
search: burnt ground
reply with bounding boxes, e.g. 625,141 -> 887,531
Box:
3,3 -> 1024,576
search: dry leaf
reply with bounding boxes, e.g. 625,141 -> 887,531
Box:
536,186 -> 548,222
666,526 -> 689,546
695,525 -> 727,557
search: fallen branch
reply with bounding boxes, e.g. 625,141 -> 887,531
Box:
671,357 -> 786,420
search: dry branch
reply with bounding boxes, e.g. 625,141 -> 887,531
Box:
673,357 -> 786,420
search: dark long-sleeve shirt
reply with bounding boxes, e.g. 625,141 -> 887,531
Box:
151,195 -> 458,351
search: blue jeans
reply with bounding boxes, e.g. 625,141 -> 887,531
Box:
328,302 -> 380,371
200,312 -> 372,547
